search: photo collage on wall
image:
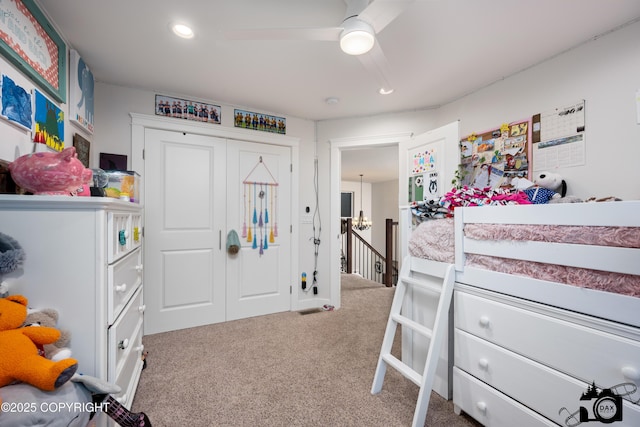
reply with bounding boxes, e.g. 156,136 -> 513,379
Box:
459,120 -> 531,189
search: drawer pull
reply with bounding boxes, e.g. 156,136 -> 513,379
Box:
138,304 -> 146,314
478,358 -> 489,370
622,366 -> 640,381
478,316 -> 490,328
115,283 -> 127,293
118,230 -> 128,246
118,339 -> 130,350
476,401 -> 487,413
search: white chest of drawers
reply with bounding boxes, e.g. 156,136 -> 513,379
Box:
453,283 -> 640,427
0,195 -> 145,425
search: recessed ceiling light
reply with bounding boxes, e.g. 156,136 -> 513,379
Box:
172,23 -> 194,39
325,97 -> 339,105
379,88 -> 394,95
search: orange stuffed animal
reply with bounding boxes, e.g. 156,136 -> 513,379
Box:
0,295 -> 78,391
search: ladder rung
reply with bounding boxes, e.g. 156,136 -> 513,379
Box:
400,275 -> 442,294
391,313 -> 433,339
382,354 -> 422,386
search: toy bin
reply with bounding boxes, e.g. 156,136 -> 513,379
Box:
104,171 -> 140,202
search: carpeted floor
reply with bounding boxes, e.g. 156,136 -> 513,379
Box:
131,274 -> 481,426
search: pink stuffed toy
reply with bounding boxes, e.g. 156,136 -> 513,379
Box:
9,147 -> 93,195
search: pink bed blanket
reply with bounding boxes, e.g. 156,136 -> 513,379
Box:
408,219 -> 640,297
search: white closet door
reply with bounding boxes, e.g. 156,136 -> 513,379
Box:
225,141 -> 292,321
143,129 -> 227,334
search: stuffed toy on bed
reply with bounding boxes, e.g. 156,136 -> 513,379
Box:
512,171 -> 565,204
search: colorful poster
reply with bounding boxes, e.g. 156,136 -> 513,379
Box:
70,50 -> 94,134
0,74 -> 32,130
33,89 -> 64,151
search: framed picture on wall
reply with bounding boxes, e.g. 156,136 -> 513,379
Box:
70,50 -> 95,134
0,0 -> 66,103
33,89 -> 64,152
0,74 -> 32,131
73,133 -> 90,168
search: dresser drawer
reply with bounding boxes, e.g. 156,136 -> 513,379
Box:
108,247 -> 143,324
108,212 -> 143,263
454,290 -> 640,391
453,367 -> 557,427
109,288 -> 144,384
455,329 -> 640,426
112,321 -> 144,409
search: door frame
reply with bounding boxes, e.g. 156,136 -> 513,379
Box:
131,113 -> 302,311
329,132 -> 413,309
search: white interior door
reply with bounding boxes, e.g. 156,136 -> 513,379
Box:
144,129 -> 227,334
226,141 -> 292,321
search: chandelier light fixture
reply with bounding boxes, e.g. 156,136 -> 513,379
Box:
353,174 -> 372,230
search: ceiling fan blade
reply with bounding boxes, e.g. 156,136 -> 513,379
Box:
359,0 -> 415,34
223,27 -> 341,41
356,40 -> 393,91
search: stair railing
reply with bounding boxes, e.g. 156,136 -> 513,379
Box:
341,218 -> 398,286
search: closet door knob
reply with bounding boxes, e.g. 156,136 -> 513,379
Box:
478,316 -> 490,328
478,358 -> 489,370
115,283 -> 127,293
622,366 -> 640,381
118,339 -> 129,350
138,304 -> 146,314
135,264 -> 143,272
476,401 -> 487,413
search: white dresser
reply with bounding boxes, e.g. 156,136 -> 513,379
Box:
453,283 -> 640,427
0,195 -> 145,425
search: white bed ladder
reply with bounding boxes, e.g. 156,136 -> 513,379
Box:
371,260 -> 455,427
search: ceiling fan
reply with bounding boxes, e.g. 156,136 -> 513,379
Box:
223,0 -> 414,93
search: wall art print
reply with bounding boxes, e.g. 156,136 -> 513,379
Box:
234,109 -> 286,134
0,73 -> 32,130
33,88 -> 63,151
155,94 -> 220,124
69,49 -> 94,134
73,133 -> 90,168
0,0 -> 66,103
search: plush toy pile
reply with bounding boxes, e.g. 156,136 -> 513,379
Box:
0,295 -> 78,392
0,294 -> 153,426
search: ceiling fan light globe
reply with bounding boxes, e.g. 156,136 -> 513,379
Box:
340,18 -> 375,55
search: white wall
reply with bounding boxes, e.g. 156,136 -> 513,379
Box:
319,21 -> 640,202
431,20 -> 640,201
1,18 -> 638,310
371,179 -> 399,254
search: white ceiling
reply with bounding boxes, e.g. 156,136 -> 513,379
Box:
35,0 -> 640,183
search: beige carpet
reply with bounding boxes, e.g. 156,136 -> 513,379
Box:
131,274 -> 481,426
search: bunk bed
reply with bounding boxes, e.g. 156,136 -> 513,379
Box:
405,200 -> 640,426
